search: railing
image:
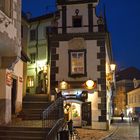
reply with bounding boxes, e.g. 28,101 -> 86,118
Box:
46,118 -> 65,140
42,97 -> 64,139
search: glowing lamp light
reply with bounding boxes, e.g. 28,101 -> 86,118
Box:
59,80 -> 68,90
110,63 -> 116,72
85,80 -> 95,89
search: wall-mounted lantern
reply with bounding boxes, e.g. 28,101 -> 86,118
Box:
59,80 -> 69,90
110,63 -> 116,72
84,79 -> 96,90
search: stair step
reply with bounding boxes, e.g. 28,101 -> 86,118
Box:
23,94 -> 49,102
0,136 -> 44,140
0,130 -> 45,137
0,126 -> 51,140
23,102 -> 52,109
0,126 -> 46,131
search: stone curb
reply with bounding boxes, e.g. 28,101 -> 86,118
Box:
99,126 -> 118,140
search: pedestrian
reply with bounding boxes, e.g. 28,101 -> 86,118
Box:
128,112 -> 132,123
120,112 -> 124,121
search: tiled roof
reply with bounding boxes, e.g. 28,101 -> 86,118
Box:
116,67 -> 140,81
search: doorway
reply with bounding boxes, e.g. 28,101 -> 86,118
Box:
11,78 -> 17,114
82,102 -> 91,126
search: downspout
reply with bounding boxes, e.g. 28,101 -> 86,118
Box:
36,20 -> 41,60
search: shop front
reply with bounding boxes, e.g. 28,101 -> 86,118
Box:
62,90 -> 92,127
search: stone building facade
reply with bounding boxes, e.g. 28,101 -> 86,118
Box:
0,0 -> 23,124
49,0 -> 114,130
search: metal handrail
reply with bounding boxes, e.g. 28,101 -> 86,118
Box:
42,97 -> 64,139
46,118 -> 65,140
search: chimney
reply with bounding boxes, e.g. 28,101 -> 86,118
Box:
26,12 -> 32,20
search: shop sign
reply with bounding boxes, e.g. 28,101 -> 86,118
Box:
62,90 -> 88,102
6,72 -> 12,86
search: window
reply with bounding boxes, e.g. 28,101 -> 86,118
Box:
46,26 -> 58,36
30,29 -> 36,41
68,50 -> 86,77
27,76 -> 34,87
72,16 -> 82,27
0,0 -> 12,17
30,53 -> 36,63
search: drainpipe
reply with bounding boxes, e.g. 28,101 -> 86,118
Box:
35,20 -> 41,60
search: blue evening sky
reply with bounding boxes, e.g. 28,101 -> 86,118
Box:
22,0 -> 140,70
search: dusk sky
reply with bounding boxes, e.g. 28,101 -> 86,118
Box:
22,0 -> 140,70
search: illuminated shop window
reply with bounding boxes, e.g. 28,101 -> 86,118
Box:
68,49 -> 87,77
27,76 -> 34,87
0,0 -> 12,17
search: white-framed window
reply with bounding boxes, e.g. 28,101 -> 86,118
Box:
68,49 -> 87,77
0,0 -> 12,17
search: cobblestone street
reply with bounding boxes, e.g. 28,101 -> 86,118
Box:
76,117 -> 139,140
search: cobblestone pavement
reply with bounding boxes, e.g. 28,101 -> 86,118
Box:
103,123 -> 139,140
75,117 -> 139,140
7,117 -> 139,140
76,126 -> 116,140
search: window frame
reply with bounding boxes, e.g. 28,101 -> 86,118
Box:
30,29 -> 37,41
68,49 -> 87,77
72,15 -> 82,28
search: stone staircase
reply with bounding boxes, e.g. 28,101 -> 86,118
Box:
0,126 -> 50,140
0,94 -> 52,140
0,94 -> 64,140
19,94 -> 52,120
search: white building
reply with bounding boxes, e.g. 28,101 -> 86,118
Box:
49,0 -> 115,130
127,79 -> 140,116
26,13 -> 59,96
0,0 -> 24,124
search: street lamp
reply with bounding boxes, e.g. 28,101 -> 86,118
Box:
110,63 -> 116,72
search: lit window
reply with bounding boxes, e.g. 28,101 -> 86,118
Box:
0,0 -> 12,17
68,50 -> 87,77
72,16 -> 82,27
27,76 -> 34,87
